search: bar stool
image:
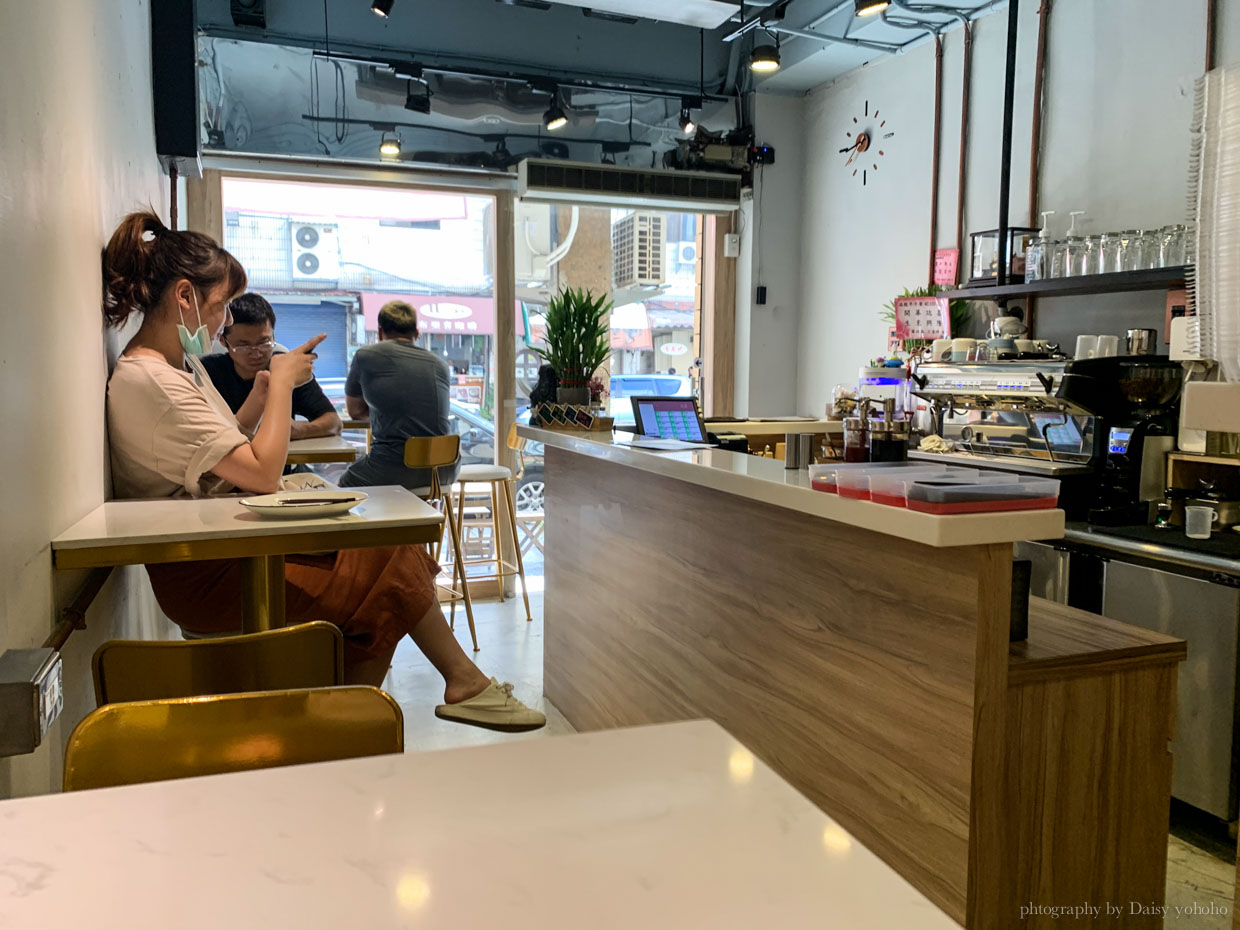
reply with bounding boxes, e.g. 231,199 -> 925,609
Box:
450,428 -> 533,623
404,435 -> 478,651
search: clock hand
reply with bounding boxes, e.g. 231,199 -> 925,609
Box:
839,142 -> 858,153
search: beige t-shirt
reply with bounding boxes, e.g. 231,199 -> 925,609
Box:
107,354 -> 249,499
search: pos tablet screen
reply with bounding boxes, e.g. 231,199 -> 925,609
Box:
631,397 -> 707,443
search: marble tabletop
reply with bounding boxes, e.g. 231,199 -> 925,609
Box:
520,426 -> 1065,548
0,720 -> 960,929
286,435 -> 358,464
50,485 -> 442,569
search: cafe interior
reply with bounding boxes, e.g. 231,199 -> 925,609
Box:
5,0 -> 1240,927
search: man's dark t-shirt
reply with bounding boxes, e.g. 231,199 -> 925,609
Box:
199,352 -> 335,420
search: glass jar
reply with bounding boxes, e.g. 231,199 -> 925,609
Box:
1025,238 -> 1045,282
1119,229 -> 1141,271
1159,224 -> 1186,267
868,421 -> 909,463
843,417 -> 869,463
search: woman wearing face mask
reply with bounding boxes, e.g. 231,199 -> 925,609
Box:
103,211 -> 545,731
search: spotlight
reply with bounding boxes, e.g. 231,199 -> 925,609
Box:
749,43 -> 781,73
405,84 -> 431,114
854,0 -> 890,15
372,0 -> 395,18
543,101 -> 568,132
679,109 -> 696,135
378,131 -> 401,157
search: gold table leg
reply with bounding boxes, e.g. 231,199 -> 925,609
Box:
240,554 -> 286,633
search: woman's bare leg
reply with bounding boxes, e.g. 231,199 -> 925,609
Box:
408,601 -> 491,703
343,649 -> 397,688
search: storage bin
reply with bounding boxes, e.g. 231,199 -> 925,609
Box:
905,477 -> 1061,514
838,465 -> 959,501
868,469 -> 991,507
808,461 -> 945,495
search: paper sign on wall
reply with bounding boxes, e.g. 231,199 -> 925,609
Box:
933,249 -> 959,286
886,327 -> 903,355
893,296 -> 950,341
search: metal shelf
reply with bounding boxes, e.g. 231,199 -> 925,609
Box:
941,266 -> 1189,301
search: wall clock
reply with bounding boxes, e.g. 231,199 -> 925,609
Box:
839,99 -> 894,187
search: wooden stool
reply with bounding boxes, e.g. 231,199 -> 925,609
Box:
404,435 -> 478,651
452,461 -> 533,623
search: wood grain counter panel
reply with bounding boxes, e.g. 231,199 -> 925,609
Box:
543,446 -> 1009,923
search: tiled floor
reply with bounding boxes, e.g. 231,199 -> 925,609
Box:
383,592 -> 1236,924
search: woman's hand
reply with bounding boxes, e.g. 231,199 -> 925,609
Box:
269,334 -> 327,388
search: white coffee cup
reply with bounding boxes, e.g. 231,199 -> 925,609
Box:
951,338 -> 977,362
1074,335 -> 1099,359
931,338 -> 953,362
1185,505 -> 1218,539
1096,334 -> 1120,357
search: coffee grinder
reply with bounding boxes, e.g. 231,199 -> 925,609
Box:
1055,356 -> 1184,525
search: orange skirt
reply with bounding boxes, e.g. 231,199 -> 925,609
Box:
146,546 -> 440,660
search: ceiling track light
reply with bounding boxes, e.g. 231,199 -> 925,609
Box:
749,40 -> 781,73
543,92 -> 568,131
372,0 -> 395,18
404,81 -> 432,114
679,109 -> 696,135
378,130 -> 401,157
854,0 -> 890,16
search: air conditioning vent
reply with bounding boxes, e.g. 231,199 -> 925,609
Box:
517,159 -> 741,212
613,212 -> 665,289
289,223 -> 340,287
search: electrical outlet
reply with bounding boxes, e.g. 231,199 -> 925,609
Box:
0,649 -> 63,757
723,233 -> 740,258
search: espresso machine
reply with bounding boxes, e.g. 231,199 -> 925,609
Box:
1055,356 -> 1183,525
909,356 -> 1184,522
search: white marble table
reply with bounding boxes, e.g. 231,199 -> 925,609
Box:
286,434 -> 358,464
0,721 -> 960,929
51,486 -> 442,632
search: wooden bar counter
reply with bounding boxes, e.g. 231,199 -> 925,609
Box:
521,427 -> 1185,929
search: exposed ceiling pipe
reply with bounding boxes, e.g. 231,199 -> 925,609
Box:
767,24 -> 903,53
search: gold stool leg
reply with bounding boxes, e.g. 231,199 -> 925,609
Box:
240,554 -> 286,633
443,488 -> 478,651
489,481 -> 507,601
502,479 -> 534,623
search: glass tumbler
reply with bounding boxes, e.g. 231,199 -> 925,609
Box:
1048,239 -> 1067,278
1082,235 -> 1102,276
1159,224 -> 1186,267
1026,239 -> 1044,282
1137,230 -> 1160,269
1100,232 -> 1122,274
1119,229 -> 1141,271
1064,236 -> 1085,277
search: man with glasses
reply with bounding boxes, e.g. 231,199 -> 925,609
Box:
200,293 -> 342,439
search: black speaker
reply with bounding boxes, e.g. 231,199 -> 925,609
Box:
150,0 -> 201,177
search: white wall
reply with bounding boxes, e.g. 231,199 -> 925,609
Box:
734,93 -> 806,416
796,0 -> 1236,414
0,0 -> 171,797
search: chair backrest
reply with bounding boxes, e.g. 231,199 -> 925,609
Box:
63,686 -> 404,791
506,422 -> 527,479
403,434 -> 461,498
92,622 -> 344,706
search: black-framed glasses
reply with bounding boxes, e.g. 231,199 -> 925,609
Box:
226,340 -> 276,356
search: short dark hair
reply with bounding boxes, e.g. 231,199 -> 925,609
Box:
378,300 -> 418,338
226,293 -> 276,333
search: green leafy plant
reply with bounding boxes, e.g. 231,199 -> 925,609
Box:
881,285 -> 970,349
532,287 -> 613,385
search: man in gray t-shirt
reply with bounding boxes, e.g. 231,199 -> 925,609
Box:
340,300 -> 457,490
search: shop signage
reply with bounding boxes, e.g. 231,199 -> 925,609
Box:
893,296 -> 949,341
661,342 -> 689,356
420,302 -> 473,320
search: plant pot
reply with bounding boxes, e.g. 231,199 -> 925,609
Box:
557,386 -> 590,406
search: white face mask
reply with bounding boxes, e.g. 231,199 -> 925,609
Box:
176,289 -> 212,357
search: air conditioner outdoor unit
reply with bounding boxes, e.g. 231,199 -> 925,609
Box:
612,212 -> 665,290
290,222 -> 340,286
517,158 -> 741,212
678,242 -> 698,265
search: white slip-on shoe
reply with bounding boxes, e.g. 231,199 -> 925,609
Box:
435,678 -> 547,732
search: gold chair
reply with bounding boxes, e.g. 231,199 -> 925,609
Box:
508,422 -> 546,562
92,622 -> 344,706
63,686 -> 403,792
404,434 -> 477,651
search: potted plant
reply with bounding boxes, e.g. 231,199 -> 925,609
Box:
533,287 -> 612,406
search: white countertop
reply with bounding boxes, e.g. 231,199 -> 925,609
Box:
0,721 -> 959,929
51,485 -> 442,564
521,426 -> 1065,548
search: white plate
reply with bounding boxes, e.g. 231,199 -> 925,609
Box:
240,490 -> 368,519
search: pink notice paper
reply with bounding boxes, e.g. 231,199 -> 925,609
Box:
933,249 -> 959,286
893,296 -> 950,341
